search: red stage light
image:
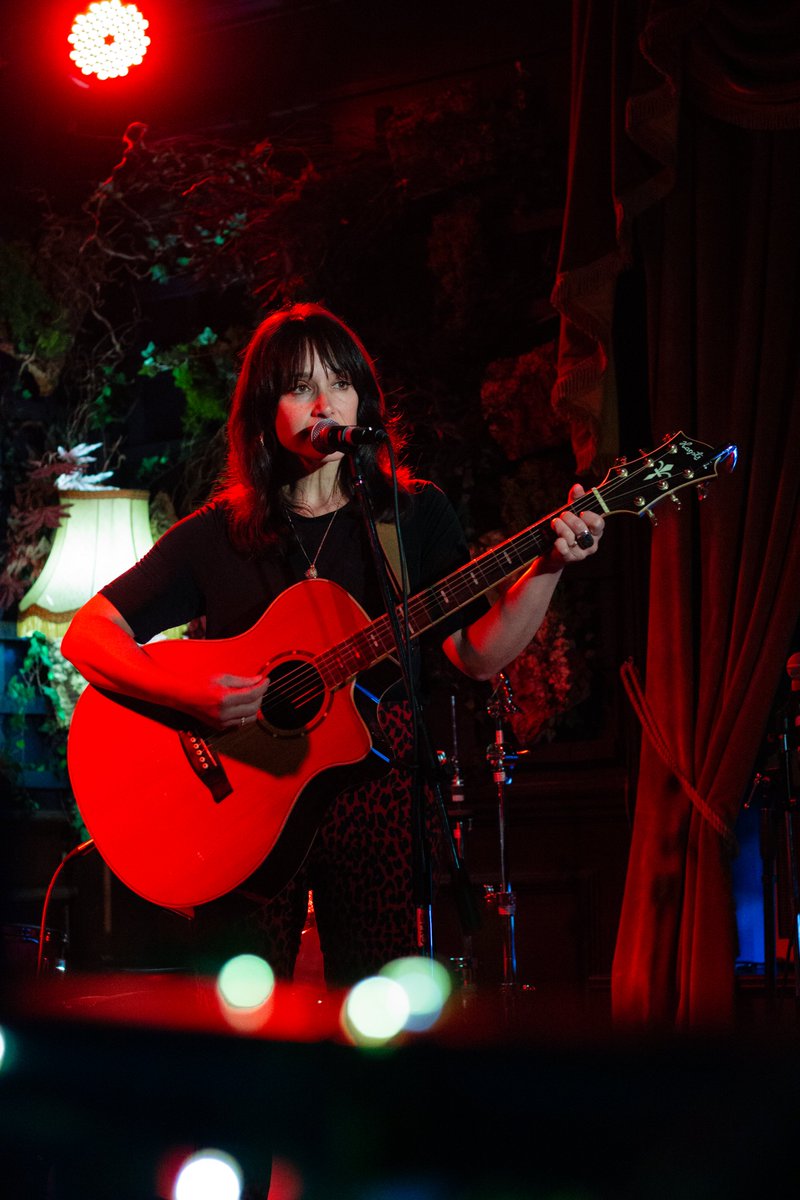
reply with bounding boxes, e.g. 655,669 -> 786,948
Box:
68,0 -> 150,80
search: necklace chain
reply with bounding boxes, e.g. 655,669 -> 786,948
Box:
288,506 -> 341,579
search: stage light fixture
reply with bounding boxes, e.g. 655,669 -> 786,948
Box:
68,0 -> 151,80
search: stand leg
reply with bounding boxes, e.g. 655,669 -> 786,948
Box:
759,803 -> 778,1003
783,807 -> 800,1001
486,674 -> 523,993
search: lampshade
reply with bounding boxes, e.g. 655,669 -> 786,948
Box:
16,489 -> 155,639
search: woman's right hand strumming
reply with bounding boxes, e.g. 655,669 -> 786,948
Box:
61,593 -> 269,730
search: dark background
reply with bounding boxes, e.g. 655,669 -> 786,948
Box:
1,0 -> 647,998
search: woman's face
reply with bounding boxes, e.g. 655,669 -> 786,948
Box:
274,349 -> 359,467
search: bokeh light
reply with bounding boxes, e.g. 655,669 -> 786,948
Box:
68,1 -> 151,80
216,953 -> 275,1010
173,1149 -> 243,1200
380,957 -> 452,1032
0,1027 -> 6,1070
341,975 -> 410,1046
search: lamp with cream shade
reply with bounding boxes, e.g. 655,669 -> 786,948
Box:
16,489 -> 155,639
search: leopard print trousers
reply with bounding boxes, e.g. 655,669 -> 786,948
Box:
191,701 -> 443,987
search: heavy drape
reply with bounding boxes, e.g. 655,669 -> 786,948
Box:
552,0 -> 800,1026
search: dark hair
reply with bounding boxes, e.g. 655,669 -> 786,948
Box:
215,303 -> 412,551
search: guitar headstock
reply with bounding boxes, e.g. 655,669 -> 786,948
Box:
596,432 -> 737,519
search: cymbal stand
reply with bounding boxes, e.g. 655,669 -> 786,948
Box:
485,673 -> 520,989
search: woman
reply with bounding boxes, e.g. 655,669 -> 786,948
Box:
62,302 -> 604,985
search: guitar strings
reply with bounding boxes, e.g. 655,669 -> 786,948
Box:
251,483 -> 628,718
241,453 -> 701,722
248,497 -> 591,720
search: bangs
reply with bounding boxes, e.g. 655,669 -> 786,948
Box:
268,315 -> 368,396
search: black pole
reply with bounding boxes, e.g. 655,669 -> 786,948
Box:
348,452 -> 480,955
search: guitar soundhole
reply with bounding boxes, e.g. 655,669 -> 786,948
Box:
261,658 -> 327,734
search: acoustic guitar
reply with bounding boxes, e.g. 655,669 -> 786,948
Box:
67,432 -> 737,909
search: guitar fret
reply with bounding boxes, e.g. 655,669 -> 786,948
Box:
318,522 -> 555,687
312,433 -> 734,689
318,655 -> 345,689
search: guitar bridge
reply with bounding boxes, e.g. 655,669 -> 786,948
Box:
178,730 -> 233,803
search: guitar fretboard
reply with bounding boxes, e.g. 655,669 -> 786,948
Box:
314,495 -> 599,689
304,430 -> 736,691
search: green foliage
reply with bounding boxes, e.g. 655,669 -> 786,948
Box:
137,453 -> 173,486
33,326 -> 73,360
1,632 -> 90,831
89,364 -> 135,429
139,327 -> 235,439
3,633 -> 68,785
0,242 -> 60,353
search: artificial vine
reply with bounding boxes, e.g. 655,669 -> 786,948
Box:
2,633 -> 71,810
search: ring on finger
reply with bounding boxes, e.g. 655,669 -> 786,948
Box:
576,529 -> 594,550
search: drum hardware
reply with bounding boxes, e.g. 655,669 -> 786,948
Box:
438,680 -> 530,995
440,693 -> 478,990
485,672 -> 521,990
2,923 -> 69,977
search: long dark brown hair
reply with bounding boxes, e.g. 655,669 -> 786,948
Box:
215,303 -> 412,551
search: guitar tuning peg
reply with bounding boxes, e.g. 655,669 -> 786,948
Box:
670,495 -> 682,510
647,509 -> 658,526
696,483 -> 709,502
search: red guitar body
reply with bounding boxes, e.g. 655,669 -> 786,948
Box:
68,579 -> 374,909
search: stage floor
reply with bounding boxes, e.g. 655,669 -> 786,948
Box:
2,970 -> 800,1200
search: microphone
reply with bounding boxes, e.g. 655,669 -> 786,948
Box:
310,418 -> 388,452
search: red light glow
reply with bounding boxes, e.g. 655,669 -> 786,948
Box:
68,1 -> 150,80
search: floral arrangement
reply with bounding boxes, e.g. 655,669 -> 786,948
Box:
0,443 -> 114,616
500,601 -> 595,745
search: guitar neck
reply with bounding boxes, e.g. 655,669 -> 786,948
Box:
315,494 -> 601,690
312,429 -> 739,690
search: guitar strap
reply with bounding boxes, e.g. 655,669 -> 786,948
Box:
376,520 -> 403,600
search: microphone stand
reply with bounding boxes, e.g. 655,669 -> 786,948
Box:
348,452 -> 480,959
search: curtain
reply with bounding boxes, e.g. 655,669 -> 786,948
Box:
552,0 -> 800,1026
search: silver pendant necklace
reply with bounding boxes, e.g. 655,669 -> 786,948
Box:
288,506 -> 341,579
